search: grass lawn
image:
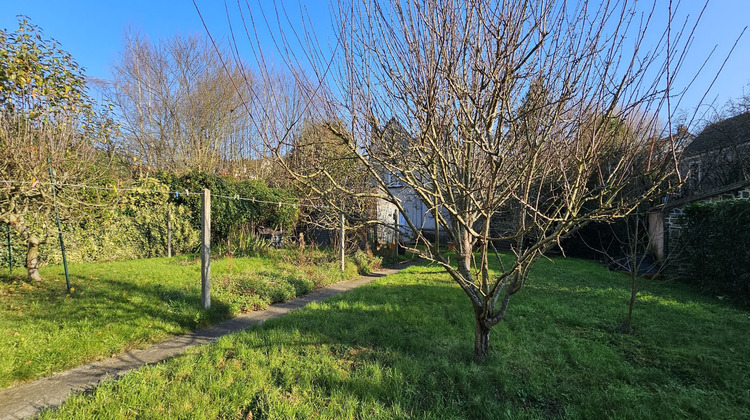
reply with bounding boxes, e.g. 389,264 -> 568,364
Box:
39,257 -> 750,419
0,248 -> 361,389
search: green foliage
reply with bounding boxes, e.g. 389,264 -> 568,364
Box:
0,224 -> 26,272
351,249 -> 382,275
41,178 -> 199,264
222,228 -> 270,258
0,18 -> 87,115
678,199 -> 750,303
162,171 -> 299,246
0,18 -> 118,280
38,258 -> 750,418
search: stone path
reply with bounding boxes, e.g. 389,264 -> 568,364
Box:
0,265 -> 408,420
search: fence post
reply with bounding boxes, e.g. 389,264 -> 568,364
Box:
434,205 -> 440,251
393,210 -> 399,257
201,189 -> 211,309
6,223 -> 11,275
339,212 -> 345,272
167,207 -> 172,258
48,157 -> 70,292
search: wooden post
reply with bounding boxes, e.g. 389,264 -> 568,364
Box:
393,210 -> 399,257
167,207 -> 172,258
434,205 -> 440,251
6,223 -> 11,275
339,212 -> 345,272
201,189 -> 211,309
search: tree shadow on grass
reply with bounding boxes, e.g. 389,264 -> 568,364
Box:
229,281 -> 533,418
49,273 -> 233,330
0,271 -> 234,387
220,269 -> 750,419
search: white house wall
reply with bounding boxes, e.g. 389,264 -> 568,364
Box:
377,186 -> 448,245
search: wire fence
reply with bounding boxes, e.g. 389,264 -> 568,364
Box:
1,179 -> 332,209
1,179 -> 348,307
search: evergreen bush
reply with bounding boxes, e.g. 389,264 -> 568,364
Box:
677,199 -> 750,303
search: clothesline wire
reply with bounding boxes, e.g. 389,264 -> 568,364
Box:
0,179 -> 330,209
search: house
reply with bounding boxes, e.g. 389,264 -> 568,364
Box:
648,113 -> 750,260
680,112 -> 750,195
373,119 -> 445,247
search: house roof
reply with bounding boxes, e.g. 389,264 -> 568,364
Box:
683,112 -> 750,157
657,179 -> 750,211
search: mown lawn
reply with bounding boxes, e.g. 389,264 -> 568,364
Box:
39,257 -> 750,419
0,249 -> 361,389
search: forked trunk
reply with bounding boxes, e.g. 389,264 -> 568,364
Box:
26,236 -> 42,282
474,316 -> 491,362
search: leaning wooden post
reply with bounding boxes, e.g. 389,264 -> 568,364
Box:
201,189 -> 211,309
434,204 -> 440,251
393,209 -> 399,257
339,212 -> 345,272
167,207 -> 172,258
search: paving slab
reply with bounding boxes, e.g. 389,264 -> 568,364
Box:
0,264 -> 409,420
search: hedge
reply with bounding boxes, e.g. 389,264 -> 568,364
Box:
158,171 -> 299,246
677,199 -> 750,303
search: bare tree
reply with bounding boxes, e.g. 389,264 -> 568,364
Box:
288,119 -> 374,242
210,0 -> 708,361
111,32 -> 269,176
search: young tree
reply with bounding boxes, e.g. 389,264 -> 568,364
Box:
0,18 -> 116,281
216,0 -> 705,361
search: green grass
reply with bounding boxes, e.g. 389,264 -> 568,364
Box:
38,257 -> 750,419
0,248 -> 361,389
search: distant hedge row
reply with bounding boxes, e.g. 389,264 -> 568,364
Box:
39,177 -> 198,265
2,172 -> 300,268
158,171 -> 299,246
677,199 -> 750,304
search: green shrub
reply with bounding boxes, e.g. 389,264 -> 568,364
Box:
352,249 -> 382,274
223,228 -> 271,258
162,171 -> 299,246
41,178 -> 199,264
0,225 -> 26,274
677,199 -> 750,303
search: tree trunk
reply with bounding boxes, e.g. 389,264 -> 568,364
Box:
474,316 -> 491,362
26,236 -> 42,282
622,274 -> 638,333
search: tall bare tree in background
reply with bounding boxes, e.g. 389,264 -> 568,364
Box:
111,32 -> 273,177
212,0 -> 706,361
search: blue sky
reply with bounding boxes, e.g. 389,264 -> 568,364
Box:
1,0 -> 747,125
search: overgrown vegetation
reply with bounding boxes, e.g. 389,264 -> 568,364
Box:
39,258 -> 750,418
1,171 -> 303,276
0,248 -> 364,389
159,171 -> 299,246
0,20 -> 304,281
42,177 -> 199,264
678,199 -> 750,304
